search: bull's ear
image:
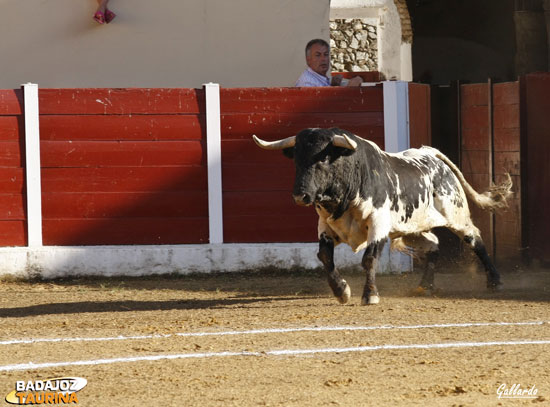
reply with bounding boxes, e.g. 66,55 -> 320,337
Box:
282,147 -> 295,159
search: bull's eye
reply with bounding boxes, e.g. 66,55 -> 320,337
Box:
315,157 -> 330,169
314,158 -> 329,171
312,150 -> 331,167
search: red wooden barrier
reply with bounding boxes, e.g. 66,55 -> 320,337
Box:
0,89 -> 26,246
0,86 -> 386,246
220,86 -> 384,243
39,88 -> 208,245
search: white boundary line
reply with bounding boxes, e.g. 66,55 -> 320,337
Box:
1,321 -> 547,346
1,339 -> 549,372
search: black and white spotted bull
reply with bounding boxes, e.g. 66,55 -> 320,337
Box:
253,127 -> 512,305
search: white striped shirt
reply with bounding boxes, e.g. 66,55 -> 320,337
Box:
295,67 -> 330,87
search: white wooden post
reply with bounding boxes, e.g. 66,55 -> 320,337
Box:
22,83 -> 43,247
381,80 -> 411,272
203,83 -> 224,244
383,80 -> 410,153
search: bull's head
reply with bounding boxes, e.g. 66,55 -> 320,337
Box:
253,128 -> 358,207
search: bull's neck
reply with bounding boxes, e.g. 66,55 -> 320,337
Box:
317,188 -> 356,220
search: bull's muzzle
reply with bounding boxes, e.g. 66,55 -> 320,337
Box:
293,193 -> 312,206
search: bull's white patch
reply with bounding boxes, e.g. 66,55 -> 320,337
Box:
5,377 -> 86,405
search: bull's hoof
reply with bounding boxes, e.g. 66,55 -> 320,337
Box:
361,294 -> 380,305
487,281 -> 503,291
412,286 -> 434,297
336,283 -> 351,304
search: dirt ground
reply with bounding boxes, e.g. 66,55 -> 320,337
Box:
1,267 -> 549,407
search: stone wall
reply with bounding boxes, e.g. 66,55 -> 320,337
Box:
330,19 -> 378,72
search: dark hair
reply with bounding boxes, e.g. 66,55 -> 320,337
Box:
305,39 -> 329,56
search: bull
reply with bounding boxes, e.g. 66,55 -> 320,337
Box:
253,127 -> 512,305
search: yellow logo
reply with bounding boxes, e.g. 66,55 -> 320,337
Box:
5,377 -> 86,405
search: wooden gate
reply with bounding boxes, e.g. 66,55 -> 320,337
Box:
522,73 -> 550,263
427,80 -> 522,264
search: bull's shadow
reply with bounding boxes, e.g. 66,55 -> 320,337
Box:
0,295 -> 316,319
0,269 -> 329,318
1,267 -> 548,320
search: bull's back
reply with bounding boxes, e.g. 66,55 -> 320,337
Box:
386,148 -> 469,234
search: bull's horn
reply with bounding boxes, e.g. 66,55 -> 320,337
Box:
333,134 -> 358,151
252,135 -> 296,150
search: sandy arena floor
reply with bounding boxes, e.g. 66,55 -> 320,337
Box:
1,268 -> 549,406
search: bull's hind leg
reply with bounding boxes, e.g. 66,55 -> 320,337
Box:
361,240 -> 386,305
416,232 -> 440,294
463,235 -> 502,290
397,233 -> 439,294
417,250 -> 439,294
318,233 -> 351,304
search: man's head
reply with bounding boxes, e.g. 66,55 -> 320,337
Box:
305,39 -> 330,77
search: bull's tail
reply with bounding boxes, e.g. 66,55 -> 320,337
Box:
434,151 -> 513,211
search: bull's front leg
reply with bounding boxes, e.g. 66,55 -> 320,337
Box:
318,233 -> 351,304
361,239 -> 386,305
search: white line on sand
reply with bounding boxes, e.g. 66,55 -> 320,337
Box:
1,320 -> 546,346
1,339 -> 549,372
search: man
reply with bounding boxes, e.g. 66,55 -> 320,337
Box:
295,39 -> 363,87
